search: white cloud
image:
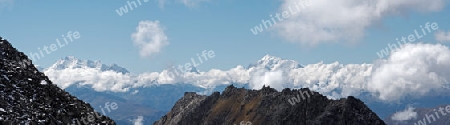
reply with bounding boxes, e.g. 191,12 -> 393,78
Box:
274,0 -> 446,46
132,116 -> 144,125
44,68 -> 132,92
286,62 -> 372,98
250,70 -> 285,91
391,106 -> 417,121
435,30 -> 450,43
368,43 -> 450,101
131,20 -> 169,58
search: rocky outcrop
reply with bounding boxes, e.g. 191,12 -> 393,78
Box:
0,37 -> 115,124
154,85 -> 386,125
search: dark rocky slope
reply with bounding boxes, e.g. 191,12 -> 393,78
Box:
154,85 -> 386,125
0,37 -> 115,124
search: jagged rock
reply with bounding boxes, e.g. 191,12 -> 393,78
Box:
0,37 -> 116,125
154,85 -> 386,125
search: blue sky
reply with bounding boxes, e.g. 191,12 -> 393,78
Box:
1,0 -> 450,73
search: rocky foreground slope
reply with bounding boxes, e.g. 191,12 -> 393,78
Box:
154,85 -> 386,125
0,37 -> 115,124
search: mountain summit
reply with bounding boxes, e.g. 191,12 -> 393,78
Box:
154,85 -> 386,125
47,56 -> 129,74
0,37 -> 115,124
248,54 -> 303,70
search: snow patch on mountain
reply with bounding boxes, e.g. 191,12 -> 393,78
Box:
248,54 -> 303,70
48,56 -> 129,74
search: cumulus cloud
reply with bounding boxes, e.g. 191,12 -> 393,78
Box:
45,68 -> 133,92
435,30 -> 450,43
287,62 -> 372,98
274,0 -> 446,46
391,106 -> 417,121
131,20 -> 169,58
368,43 -> 450,101
250,70 -> 285,91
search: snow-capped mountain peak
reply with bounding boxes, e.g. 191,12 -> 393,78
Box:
249,54 -> 303,70
260,54 -> 281,62
47,56 -> 129,74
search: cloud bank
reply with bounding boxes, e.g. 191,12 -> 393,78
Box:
368,43 -> 450,101
250,70 -> 284,91
274,0 -> 446,46
44,43 -> 450,101
131,20 -> 169,58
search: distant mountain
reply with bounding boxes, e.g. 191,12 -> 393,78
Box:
42,56 -> 221,124
154,85 -> 386,125
47,56 -> 129,74
0,37 -> 115,124
247,54 -> 303,70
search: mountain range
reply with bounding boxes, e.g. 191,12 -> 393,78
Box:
37,54 -> 450,124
